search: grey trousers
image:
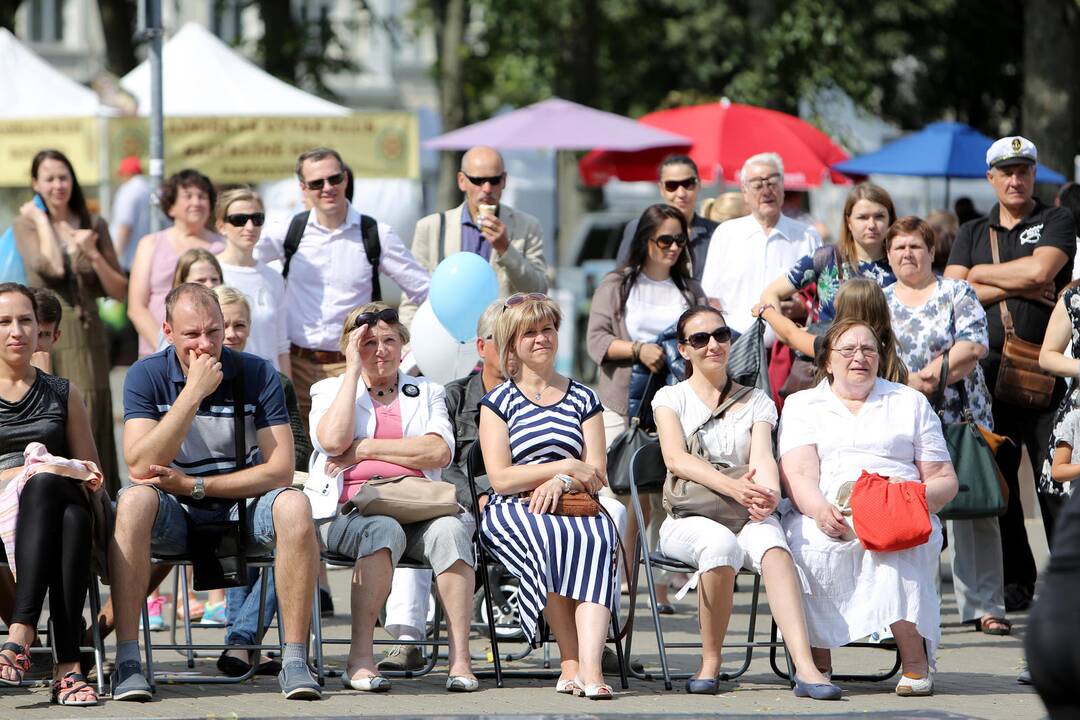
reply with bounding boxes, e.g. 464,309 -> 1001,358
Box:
949,517 -> 1006,621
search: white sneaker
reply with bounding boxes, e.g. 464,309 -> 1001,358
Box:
896,670 -> 933,696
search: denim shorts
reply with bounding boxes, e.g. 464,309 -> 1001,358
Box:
120,486 -> 294,556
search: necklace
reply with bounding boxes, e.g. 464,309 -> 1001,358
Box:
522,381 -> 550,401
367,381 -> 398,398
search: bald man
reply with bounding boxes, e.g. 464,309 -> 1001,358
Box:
399,146 -> 547,328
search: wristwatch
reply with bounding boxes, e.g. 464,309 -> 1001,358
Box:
556,474 -> 574,493
191,476 -> 206,501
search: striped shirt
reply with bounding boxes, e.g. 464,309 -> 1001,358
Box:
123,346 -> 288,479
480,379 -> 602,471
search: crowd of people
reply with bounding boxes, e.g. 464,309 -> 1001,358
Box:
0,134 -> 1076,714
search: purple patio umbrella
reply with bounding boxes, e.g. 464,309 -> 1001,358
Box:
423,97 -> 692,151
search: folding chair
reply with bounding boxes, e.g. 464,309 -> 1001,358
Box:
624,441 -> 791,690
465,442 -> 629,689
140,554 -> 280,688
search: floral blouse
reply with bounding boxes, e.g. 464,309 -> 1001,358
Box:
786,246 -> 895,325
885,277 -> 993,428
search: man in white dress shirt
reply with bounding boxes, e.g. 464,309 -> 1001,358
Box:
255,147 -> 430,423
700,152 -> 822,346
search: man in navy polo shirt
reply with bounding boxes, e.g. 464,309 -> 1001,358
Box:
108,284 -> 321,701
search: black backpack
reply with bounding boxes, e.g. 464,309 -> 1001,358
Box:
281,210 -> 382,301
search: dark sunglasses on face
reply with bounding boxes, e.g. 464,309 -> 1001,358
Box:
681,326 -> 732,349
353,308 -> 399,330
225,212 -> 266,227
503,292 -> 547,308
303,172 -> 346,191
464,173 -> 505,187
662,177 -> 699,192
654,233 -> 688,249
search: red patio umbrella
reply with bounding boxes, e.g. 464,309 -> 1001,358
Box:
579,99 -> 852,190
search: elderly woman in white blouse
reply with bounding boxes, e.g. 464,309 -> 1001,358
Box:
778,319 -> 957,698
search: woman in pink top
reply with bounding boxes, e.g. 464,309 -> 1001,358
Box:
127,169 -> 224,356
308,303 -> 477,694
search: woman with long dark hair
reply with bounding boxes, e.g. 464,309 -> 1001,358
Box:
587,203 -> 707,609
13,149 -> 126,494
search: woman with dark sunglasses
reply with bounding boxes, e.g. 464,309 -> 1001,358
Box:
652,305 -> 840,699
214,188 -> 291,376
587,203 -> 707,610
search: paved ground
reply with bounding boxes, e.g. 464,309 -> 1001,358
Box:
1,554 -> 1048,720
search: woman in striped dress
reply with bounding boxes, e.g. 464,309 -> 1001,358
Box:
479,293 -> 619,700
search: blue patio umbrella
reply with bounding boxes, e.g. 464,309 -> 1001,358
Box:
832,121 -> 1067,205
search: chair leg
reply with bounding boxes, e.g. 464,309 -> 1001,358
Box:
311,577 -> 325,686
609,614 -> 628,690
721,573 -> 757,681
179,568 -> 196,668
643,548 -> 672,691
89,577 -> 106,697
476,551 -> 503,688
141,597 -> 156,692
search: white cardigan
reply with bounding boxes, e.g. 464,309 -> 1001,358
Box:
304,370 -> 455,519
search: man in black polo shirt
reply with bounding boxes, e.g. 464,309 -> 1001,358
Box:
615,154 -> 718,279
945,135 -> 1077,612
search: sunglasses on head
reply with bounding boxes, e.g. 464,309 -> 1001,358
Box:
464,173 -> 505,187
303,172 -> 346,191
662,177 -> 698,192
503,292 -> 547,308
654,233 -> 688,249
352,308 -> 399,330
681,326 -> 732,349
225,212 -> 265,227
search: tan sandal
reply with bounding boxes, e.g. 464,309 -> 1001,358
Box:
0,642 -> 30,686
51,672 -> 98,706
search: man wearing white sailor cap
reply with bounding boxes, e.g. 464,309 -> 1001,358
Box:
945,135 -> 1076,616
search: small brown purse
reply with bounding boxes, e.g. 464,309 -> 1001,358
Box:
989,229 -> 1055,410
526,488 -> 600,517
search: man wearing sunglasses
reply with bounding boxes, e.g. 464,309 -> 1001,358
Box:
255,147 -> 430,424
614,155 -> 719,281
699,152 -> 821,346
399,145 -> 547,327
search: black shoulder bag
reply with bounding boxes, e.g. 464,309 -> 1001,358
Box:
189,376 -> 250,590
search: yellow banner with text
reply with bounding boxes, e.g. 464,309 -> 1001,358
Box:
0,117 -> 101,186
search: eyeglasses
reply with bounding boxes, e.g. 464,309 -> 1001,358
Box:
224,212 -> 265,227
654,233 -> 688,249
303,172 -> 346,191
662,177 -> 699,192
504,292 -> 547,308
464,173 -> 505,187
352,308 -> 399,330
744,174 -> 782,192
680,327 -> 732,349
832,344 -> 879,359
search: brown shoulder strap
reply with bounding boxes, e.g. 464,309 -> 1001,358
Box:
691,384 -> 753,437
989,229 -> 1016,336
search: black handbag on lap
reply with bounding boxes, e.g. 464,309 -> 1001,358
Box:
190,377 -> 250,591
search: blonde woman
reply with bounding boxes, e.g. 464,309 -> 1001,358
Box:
479,293 -> 618,699
214,188 -> 291,375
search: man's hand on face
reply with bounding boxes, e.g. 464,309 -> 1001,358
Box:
186,350 -> 223,401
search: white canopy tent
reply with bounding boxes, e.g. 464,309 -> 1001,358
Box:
0,27 -> 108,118
120,22 -> 349,117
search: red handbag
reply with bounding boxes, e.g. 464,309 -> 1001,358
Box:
848,470 -> 931,552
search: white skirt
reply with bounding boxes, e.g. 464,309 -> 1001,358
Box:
782,509 -> 942,665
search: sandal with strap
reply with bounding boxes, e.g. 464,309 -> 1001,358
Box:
51,672 -> 98,706
0,642 -> 30,687
974,616 -> 1012,635
573,676 -> 613,700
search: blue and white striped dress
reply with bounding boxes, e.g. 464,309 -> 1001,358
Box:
479,379 -> 619,646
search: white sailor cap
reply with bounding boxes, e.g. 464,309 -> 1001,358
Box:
986,136 -> 1037,168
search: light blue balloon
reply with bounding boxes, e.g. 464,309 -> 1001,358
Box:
429,253 -> 499,341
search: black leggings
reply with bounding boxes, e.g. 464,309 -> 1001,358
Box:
9,473 -> 91,663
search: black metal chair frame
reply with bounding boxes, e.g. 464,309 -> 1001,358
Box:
465,441 -> 629,690
624,441 -> 792,690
